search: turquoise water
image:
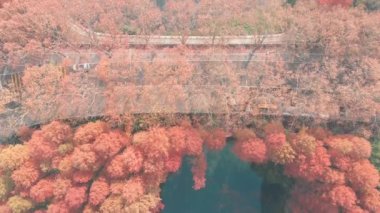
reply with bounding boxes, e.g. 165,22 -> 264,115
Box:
162,142 -> 263,213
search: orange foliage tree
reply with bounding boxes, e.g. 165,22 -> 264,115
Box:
232,122 -> 379,213
0,120 -> 223,212
0,120 -> 378,212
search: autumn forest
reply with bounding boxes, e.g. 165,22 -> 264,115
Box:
0,0 -> 379,212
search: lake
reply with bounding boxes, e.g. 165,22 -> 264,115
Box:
162,142 -> 264,213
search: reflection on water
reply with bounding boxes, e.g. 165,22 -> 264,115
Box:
162,142 -> 263,213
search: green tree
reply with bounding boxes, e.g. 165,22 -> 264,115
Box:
370,138 -> 380,171
355,0 -> 380,11
287,0 -> 297,6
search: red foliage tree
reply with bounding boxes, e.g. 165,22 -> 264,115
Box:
288,183 -> 339,213
93,131 -> 129,160
349,137 -> 372,160
166,126 -> 188,155
133,128 -> 171,160
52,178 -> 71,200
41,121 -> 73,145
73,121 -> 108,145
47,202 -> 69,213
233,128 -> 257,143
165,154 -> 183,173
347,160 -> 379,192
328,185 -> 357,209
121,176 -> 145,204
284,146 -> 331,181
72,170 -> 93,184
191,153 -> 207,190
320,168 -> 345,185
64,186 -> 87,209
0,120 -> 378,212
106,147 -> 144,178
325,135 -> 371,161
360,188 -> 380,212
203,129 -> 227,151
289,184 -> 359,212
89,178 -> 110,206
106,154 -> 128,179
30,179 -> 54,203
11,161 -> 40,189
266,133 -> 287,150
183,128 -> 204,156
71,144 -> 99,171
123,147 -> 144,174
232,138 -> 268,164
26,131 -> 57,161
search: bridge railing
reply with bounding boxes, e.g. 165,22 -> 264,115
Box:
71,23 -> 284,46
125,34 -> 284,46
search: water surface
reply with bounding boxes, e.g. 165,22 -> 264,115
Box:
162,143 -> 263,213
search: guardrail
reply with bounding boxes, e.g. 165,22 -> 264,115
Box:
70,24 -> 284,46
125,34 -> 284,46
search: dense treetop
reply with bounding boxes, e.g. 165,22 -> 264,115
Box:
0,119 -> 378,212
0,0 -> 379,138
